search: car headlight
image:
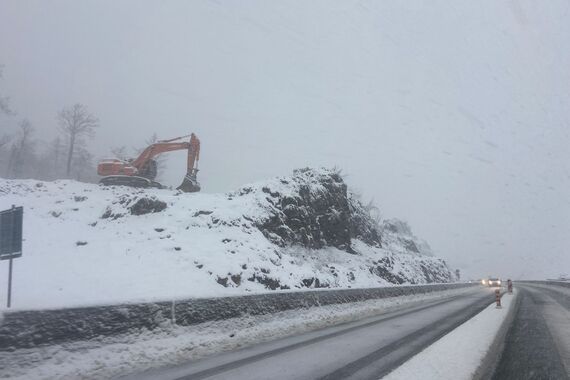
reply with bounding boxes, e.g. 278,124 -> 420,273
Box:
481,279 -> 486,285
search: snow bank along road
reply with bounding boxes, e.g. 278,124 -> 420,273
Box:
492,282 -> 570,380
126,286 -> 498,380
382,286 -> 516,380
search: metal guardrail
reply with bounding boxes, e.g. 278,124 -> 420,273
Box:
0,283 -> 476,351
514,280 -> 570,289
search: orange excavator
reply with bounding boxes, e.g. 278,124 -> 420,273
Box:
97,133 -> 201,192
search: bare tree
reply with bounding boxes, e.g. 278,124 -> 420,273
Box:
364,198 -> 383,225
7,119 -> 35,178
145,132 -> 160,145
37,137 -> 65,180
110,145 -> 129,161
51,137 -> 64,177
57,103 -> 99,176
0,134 -> 11,150
0,129 -> 13,179
0,65 -> 13,115
351,190 -> 383,226
71,145 -> 95,182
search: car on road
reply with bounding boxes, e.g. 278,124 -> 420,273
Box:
481,277 -> 501,287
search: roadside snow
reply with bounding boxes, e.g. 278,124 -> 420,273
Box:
0,287 -> 477,380
381,289 -> 517,380
0,177 -> 451,310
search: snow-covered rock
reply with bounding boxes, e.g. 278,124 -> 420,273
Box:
0,168 -> 452,310
382,218 -> 435,257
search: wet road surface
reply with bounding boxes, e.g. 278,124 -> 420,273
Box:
126,288 -> 496,380
492,283 -> 570,380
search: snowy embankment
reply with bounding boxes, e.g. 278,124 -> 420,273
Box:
382,290 -> 517,380
0,286 -> 476,380
0,168 -> 452,310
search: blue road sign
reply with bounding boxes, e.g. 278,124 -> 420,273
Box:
0,206 -> 23,260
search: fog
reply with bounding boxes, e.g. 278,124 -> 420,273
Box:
1,0 -> 569,280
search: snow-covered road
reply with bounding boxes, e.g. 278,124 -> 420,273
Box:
125,287 -> 497,380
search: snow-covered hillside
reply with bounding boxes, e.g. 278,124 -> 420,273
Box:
0,168 -> 452,310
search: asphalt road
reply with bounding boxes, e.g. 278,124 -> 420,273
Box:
492,283 -> 570,380
126,287 -> 495,380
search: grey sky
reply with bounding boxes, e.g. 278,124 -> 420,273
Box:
1,0 -> 569,279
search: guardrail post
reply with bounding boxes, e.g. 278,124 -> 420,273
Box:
495,289 -> 502,308
171,300 -> 176,325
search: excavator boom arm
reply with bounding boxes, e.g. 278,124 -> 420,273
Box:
131,134 -> 200,173
131,142 -> 189,169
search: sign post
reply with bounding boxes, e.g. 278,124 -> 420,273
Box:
7,255 -> 13,308
0,205 -> 23,308
495,289 -> 502,308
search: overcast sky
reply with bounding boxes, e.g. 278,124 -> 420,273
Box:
1,0 -> 569,279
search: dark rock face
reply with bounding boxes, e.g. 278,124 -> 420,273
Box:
101,194 -> 167,218
257,168 -> 381,253
130,197 -> 167,215
247,273 -> 290,290
369,256 -> 406,284
416,259 -> 451,283
101,208 -> 123,220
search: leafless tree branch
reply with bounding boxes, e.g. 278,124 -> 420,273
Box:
57,103 -> 99,176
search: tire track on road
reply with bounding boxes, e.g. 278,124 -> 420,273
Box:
319,292 -> 495,380
176,295 -> 465,380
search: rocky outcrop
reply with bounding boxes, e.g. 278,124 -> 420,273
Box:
225,168 -> 452,286
129,197 -> 167,216
246,168 -> 381,253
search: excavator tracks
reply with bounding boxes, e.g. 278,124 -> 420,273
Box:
99,176 -> 163,189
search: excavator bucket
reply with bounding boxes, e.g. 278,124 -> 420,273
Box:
177,170 -> 201,193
